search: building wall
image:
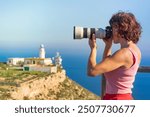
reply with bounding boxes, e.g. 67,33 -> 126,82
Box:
24,58 -> 52,65
24,60 -> 32,65
7,58 -> 24,65
44,58 -> 52,65
24,65 -> 57,73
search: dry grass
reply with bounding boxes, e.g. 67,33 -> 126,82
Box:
0,63 -> 100,100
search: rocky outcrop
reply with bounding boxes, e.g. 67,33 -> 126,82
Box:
10,71 -> 100,100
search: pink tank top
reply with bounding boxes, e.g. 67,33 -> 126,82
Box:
104,48 -> 139,94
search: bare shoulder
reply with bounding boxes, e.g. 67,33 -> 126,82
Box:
131,45 -> 141,64
115,45 -> 141,68
112,48 -> 133,68
112,48 -> 130,60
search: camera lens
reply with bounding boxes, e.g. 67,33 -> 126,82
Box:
73,26 -> 111,39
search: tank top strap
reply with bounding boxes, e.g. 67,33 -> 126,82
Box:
128,48 -> 137,67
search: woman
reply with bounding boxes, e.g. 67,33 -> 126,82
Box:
87,12 -> 142,100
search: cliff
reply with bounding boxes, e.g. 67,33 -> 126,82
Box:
0,70 -> 100,100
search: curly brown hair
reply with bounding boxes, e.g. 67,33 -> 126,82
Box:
109,12 -> 142,43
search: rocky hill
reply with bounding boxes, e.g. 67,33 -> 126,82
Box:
0,69 -> 100,100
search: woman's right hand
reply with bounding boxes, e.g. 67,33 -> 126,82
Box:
102,37 -> 113,47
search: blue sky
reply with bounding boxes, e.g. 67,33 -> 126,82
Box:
0,0 -> 150,62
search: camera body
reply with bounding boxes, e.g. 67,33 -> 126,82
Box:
73,26 -> 112,39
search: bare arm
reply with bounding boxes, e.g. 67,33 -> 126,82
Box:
87,34 -> 97,76
103,35 -> 113,58
88,49 -> 126,76
87,48 -> 97,76
87,34 -> 117,77
101,42 -> 112,99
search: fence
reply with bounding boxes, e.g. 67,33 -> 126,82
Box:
138,66 -> 150,73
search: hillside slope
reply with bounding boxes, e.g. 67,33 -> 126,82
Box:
0,70 -> 100,100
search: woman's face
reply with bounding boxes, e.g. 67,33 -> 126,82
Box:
111,25 -> 120,44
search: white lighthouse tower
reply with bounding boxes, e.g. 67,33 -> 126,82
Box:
39,44 -> 45,58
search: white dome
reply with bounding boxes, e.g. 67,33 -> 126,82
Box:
40,44 -> 44,48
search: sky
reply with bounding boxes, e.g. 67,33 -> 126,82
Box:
0,0 -> 150,63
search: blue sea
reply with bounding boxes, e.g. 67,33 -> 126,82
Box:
1,52 -> 150,100
62,54 -> 150,100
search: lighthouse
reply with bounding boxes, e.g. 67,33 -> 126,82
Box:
39,44 -> 45,58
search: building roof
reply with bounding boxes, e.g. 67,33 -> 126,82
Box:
8,58 -> 24,59
24,58 -> 51,60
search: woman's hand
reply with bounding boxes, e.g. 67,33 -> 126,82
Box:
89,34 -> 97,50
102,37 -> 113,47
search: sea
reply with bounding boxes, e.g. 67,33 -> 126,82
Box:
62,54 -> 150,100
1,52 -> 150,100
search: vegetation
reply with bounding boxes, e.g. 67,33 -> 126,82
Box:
0,62 -> 8,70
0,63 -> 100,100
0,63 -> 51,99
51,77 -> 100,100
0,88 -> 11,100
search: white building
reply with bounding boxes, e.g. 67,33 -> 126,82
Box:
7,44 -> 52,66
24,44 -> 52,65
7,58 -> 24,66
24,58 -> 52,66
7,45 -> 63,73
23,65 -> 57,73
